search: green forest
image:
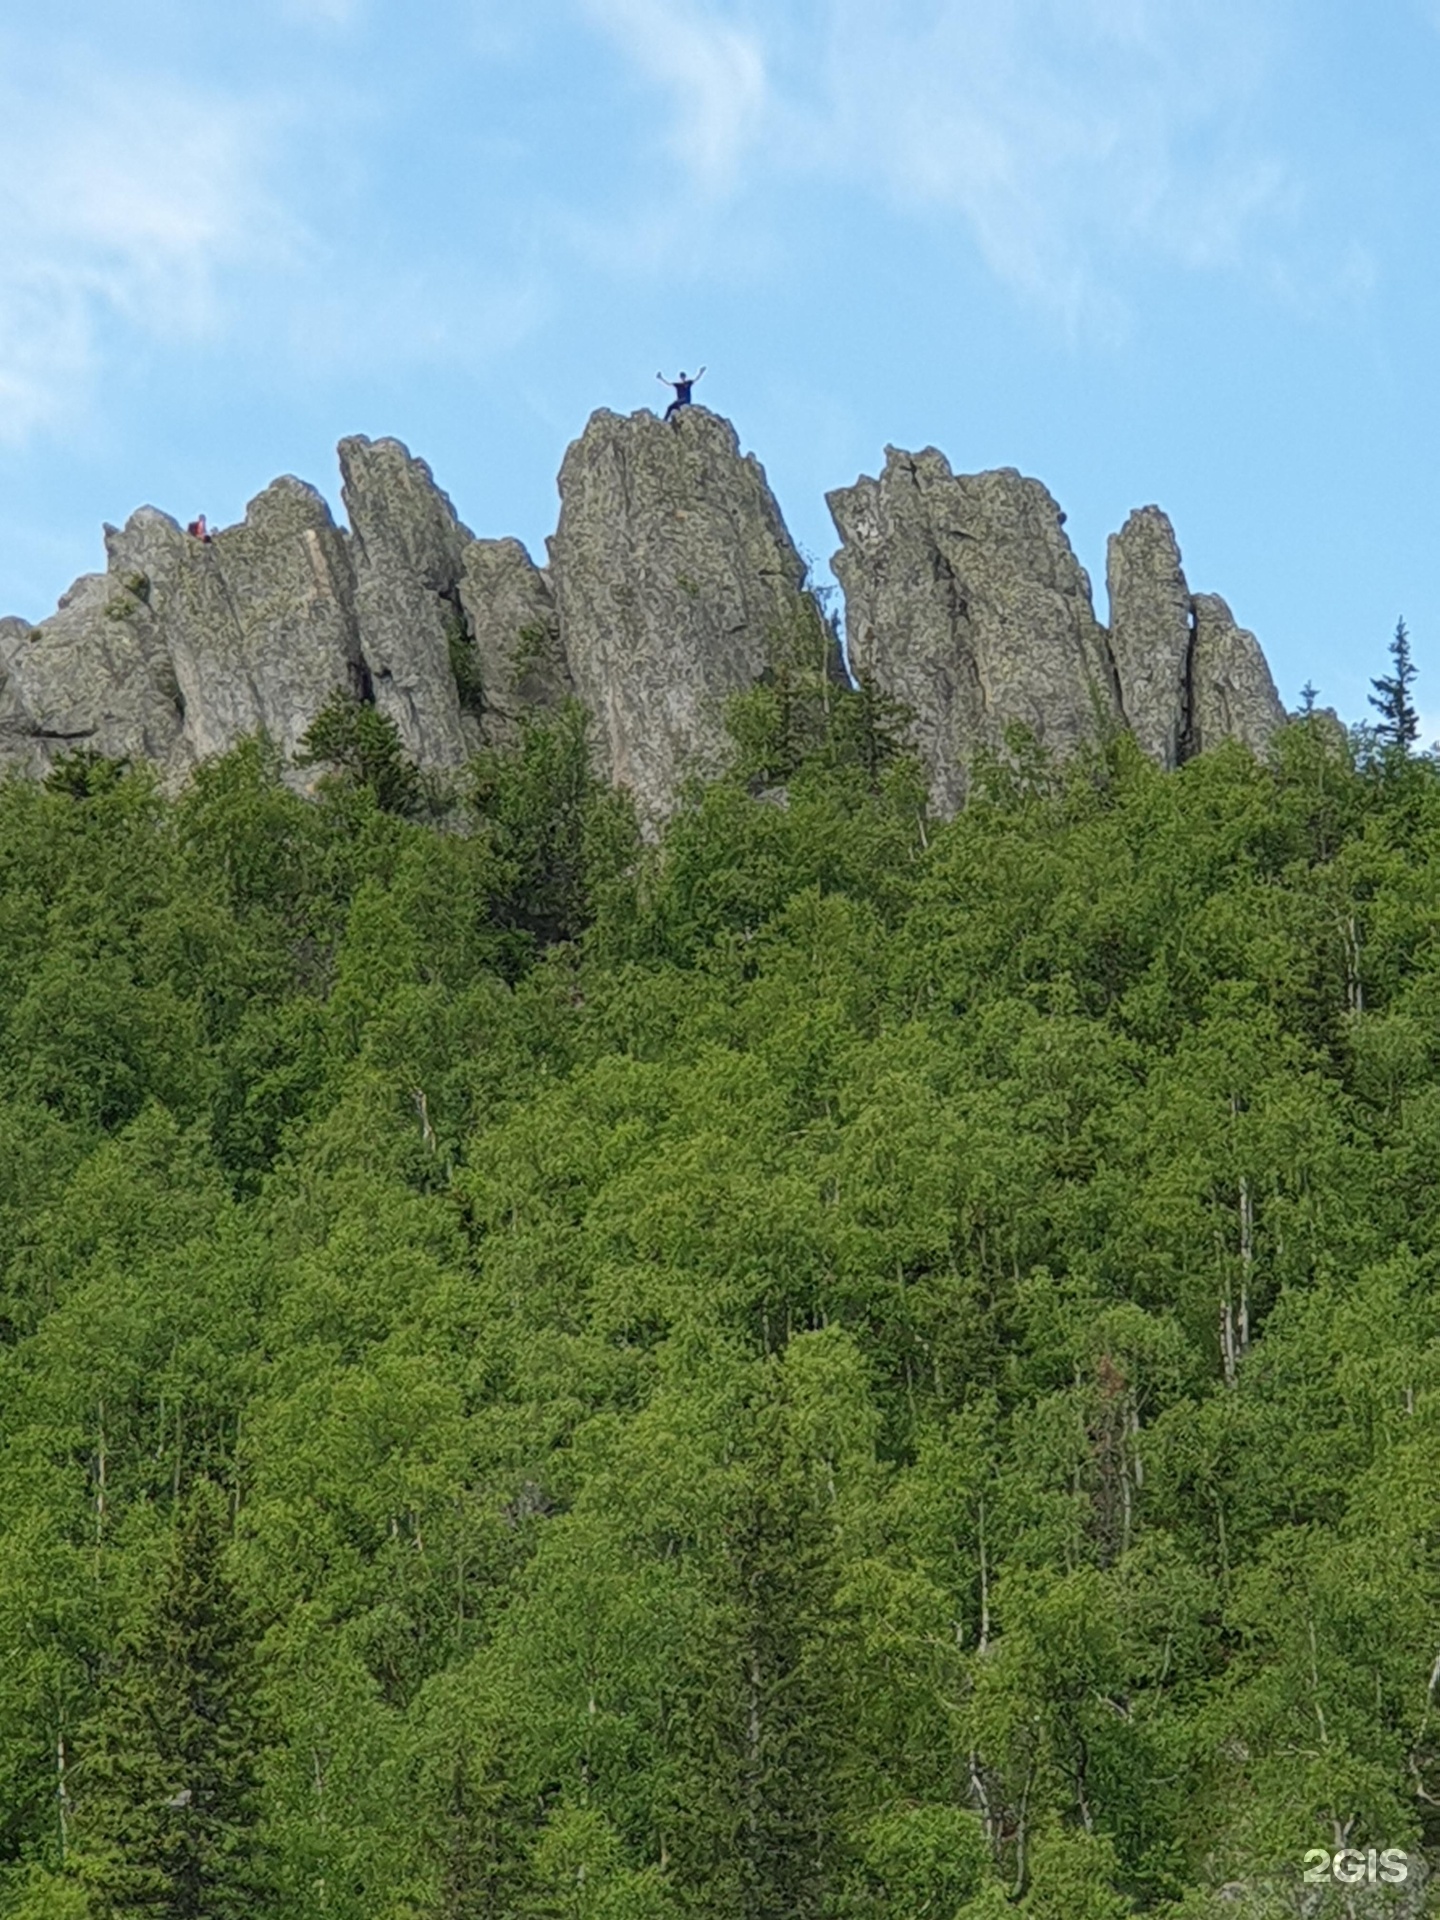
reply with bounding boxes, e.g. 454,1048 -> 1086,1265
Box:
2,646 -> 1439,1919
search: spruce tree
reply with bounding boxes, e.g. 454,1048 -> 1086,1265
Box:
70,1482 -> 269,1919
677,1396 -> 841,1920
1369,615 -> 1420,753
432,1745 -> 532,1920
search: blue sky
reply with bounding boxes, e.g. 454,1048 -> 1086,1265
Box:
2,0 -> 1439,729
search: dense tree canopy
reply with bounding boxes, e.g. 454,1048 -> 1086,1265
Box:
0,677 -> 1437,1917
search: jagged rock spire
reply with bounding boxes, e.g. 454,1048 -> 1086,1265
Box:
1106,507 -> 1283,770
549,405 -> 811,827
339,435 -> 477,767
827,448 -> 1121,813
828,453 -> 1285,809
0,413 -> 1287,820
1190,594 -> 1284,758
1106,506 -> 1193,770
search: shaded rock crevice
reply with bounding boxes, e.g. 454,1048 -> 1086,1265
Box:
1178,600 -> 1198,765
338,435 -> 477,767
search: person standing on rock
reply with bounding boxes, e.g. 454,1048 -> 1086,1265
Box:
658,367 -> 705,421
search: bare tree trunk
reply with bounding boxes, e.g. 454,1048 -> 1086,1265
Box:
1237,1172 -> 1253,1365
1120,1412 -> 1134,1556
1220,1285 -> 1237,1389
1343,914 -> 1364,1016
56,1733 -> 69,1864
1013,1759 -> 1036,1899
95,1400 -> 107,1547
968,1750 -> 997,1854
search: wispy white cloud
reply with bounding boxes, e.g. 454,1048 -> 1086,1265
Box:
282,262 -> 550,376
577,0 -> 1292,328
0,55 -> 290,442
578,0 -> 768,193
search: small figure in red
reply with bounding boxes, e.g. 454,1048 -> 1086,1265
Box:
186,514 -> 211,542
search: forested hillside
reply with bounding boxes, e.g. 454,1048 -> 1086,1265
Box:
1,671 -> 1438,1918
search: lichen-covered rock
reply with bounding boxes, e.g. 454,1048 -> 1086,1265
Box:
548,406 -> 809,825
0,415 -> 1292,812
0,563 -> 187,780
1106,506 -> 1193,770
459,537 -> 570,748
339,435 -> 476,766
153,482 -> 361,765
0,483 -> 363,783
828,448 -> 1120,814
1190,593 -> 1285,758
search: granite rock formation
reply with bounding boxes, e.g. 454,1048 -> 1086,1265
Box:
829,450 -> 1286,808
549,406 -> 811,825
1106,506 -> 1194,770
1189,594 -> 1285,759
0,409 -> 1289,821
0,481 -> 365,783
148,481 -> 361,767
0,570 -> 186,780
339,435 -> 477,767
827,449 -> 1120,815
459,538 -> 570,749
1106,508 -> 1285,771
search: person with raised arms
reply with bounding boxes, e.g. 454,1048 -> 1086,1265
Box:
657,366 -> 706,421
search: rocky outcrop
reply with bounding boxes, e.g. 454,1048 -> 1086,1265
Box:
0,411 -> 1290,820
0,484 -> 365,783
139,482 -> 361,766
828,449 -> 1119,814
0,572 -> 186,779
1106,507 -> 1193,770
459,538 -> 570,749
829,450 -> 1288,809
339,435 -> 477,768
549,406 -> 811,825
193,480 -> 361,763
0,441 -> 486,790
1106,510 -> 1285,770
1189,594 -> 1285,758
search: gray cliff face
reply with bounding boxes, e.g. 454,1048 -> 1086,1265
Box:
0,483 -> 365,782
120,483 -> 362,767
459,538 -> 570,748
1106,507 -> 1193,770
1189,594 -> 1285,758
0,569 -> 186,778
829,451 -> 1289,810
0,443 -> 477,788
339,435 -> 478,767
828,449 -> 1118,814
549,406 -> 808,825
0,412 -> 1291,819
1106,508 -> 1285,770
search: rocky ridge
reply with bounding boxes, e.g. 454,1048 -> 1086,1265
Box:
828,452 -> 1284,806
828,451 -> 1121,815
0,409 -> 1287,821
